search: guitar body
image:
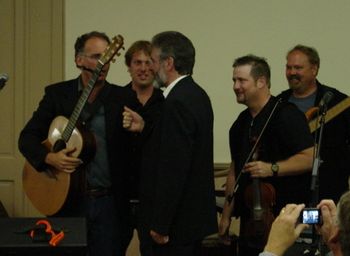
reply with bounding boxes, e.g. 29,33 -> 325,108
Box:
23,116 -> 96,216
305,107 -> 319,121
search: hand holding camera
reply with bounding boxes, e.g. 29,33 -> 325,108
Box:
263,204 -> 309,256
315,199 -> 338,245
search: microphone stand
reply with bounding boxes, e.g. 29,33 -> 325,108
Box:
310,109 -> 326,207
303,105 -> 328,256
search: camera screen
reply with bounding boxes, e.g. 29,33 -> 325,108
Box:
301,208 -> 321,224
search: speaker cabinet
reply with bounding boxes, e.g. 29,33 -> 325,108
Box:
0,217 -> 87,255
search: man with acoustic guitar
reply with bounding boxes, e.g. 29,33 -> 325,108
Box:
219,55 -> 314,256
19,31 -> 136,256
279,44 -> 350,204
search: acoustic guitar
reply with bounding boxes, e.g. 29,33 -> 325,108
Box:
307,97 -> 350,133
22,35 -> 124,216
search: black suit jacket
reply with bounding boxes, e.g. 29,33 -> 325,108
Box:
18,77 -> 136,207
139,76 -> 218,244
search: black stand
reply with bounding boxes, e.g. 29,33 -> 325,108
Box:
310,109 -> 326,206
0,217 -> 87,256
303,106 -> 328,256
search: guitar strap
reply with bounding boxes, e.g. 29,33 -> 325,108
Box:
79,85 -> 111,125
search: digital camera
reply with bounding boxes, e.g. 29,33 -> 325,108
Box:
299,208 -> 322,224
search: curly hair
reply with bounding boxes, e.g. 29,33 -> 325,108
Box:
124,40 -> 152,67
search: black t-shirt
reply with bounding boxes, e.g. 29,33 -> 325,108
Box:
124,83 -> 164,200
229,96 -> 314,215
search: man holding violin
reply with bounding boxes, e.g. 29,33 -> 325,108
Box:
219,55 -> 314,256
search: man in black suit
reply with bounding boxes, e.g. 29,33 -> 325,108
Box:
123,31 -> 218,256
18,31 -> 135,256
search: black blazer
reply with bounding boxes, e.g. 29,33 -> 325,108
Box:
139,76 -> 218,244
18,77 -> 136,204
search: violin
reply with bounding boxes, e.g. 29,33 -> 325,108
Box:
241,138 -> 276,249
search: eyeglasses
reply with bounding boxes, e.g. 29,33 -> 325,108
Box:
80,53 -> 102,60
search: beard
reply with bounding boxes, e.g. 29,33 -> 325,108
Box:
155,68 -> 167,88
153,80 -> 163,88
152,80 -> 161,89
287,74 -> 302,88
287,75 -> 308,93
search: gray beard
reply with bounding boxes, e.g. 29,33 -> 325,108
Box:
155,77 -> 166,88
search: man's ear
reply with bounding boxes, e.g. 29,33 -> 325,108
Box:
75,55 -> 83,68
256,77 -> 267,89
166,57 -> 175,71
311,65 -> 319,77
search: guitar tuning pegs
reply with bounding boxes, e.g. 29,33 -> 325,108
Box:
116,46 -> 125,57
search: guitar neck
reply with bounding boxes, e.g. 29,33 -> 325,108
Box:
61,63 -> 103,142
309,97 -> 350,133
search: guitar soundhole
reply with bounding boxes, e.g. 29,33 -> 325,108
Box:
53,139 -> 66,153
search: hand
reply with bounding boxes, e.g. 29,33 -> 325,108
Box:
218,216 -> 232,245
150,230 -> 169,244
264,204 -> 308,256
122,106 -> 145,132
244,161 -> 271,178
45,147 -> 82,173
316,200 -> 338,246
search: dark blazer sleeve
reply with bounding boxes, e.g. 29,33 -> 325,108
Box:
18,80 -> 78,171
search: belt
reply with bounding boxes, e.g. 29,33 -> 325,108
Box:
86,187 -> 112,198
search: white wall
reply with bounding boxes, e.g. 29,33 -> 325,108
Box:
65,0 -> 350,163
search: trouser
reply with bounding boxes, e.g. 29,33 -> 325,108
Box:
128,201 -> 202,256
55,193 -> 129,256
126,200 -> 153,256
152,241 -> 202,256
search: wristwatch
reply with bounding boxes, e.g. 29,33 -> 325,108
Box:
271,162 -> 279,177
